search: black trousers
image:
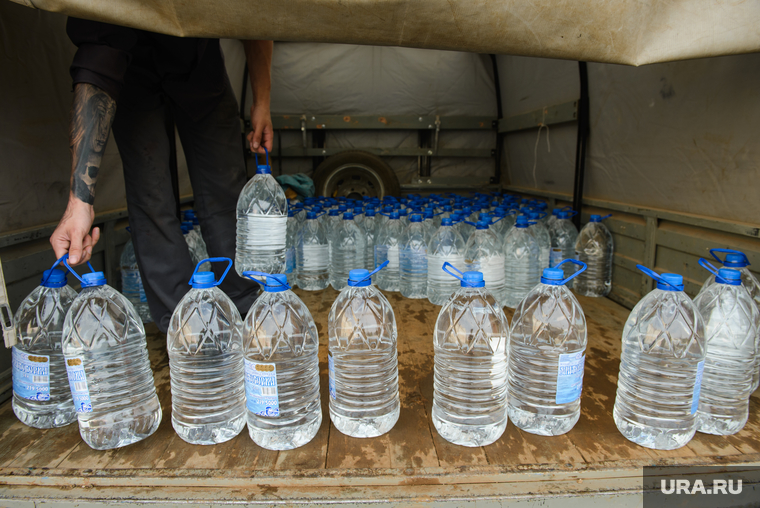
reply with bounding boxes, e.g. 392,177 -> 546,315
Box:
112,77 -> 258,332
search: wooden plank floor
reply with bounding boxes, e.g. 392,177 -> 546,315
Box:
1,289 -> 759,500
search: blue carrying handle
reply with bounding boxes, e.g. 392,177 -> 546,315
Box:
698,258 -> 732,285
241,269 -> 291,291
441,261 -> 479,287
553,259 -> 588,285
254,146 -> 270,168
709,248 -> 749,266
60,253 -> 96,285
41,254 -> 73,287
599,214 -> 613,220
347,260 -> 389,287
636,264 -> 680,290
189,258 -> 233,287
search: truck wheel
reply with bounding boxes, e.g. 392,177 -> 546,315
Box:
313,151 -> 400,199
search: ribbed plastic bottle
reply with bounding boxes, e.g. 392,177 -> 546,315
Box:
328,263 -> 399,437
183,221 -> 211,272
432,264 -> 510,447
61,256 -> 162,450
613,265 -> 706,450
374,211 -> 404,292
400,214 -> 428,299
509,260 -> 588,435
464,219 -> 507,307
427,218 -> 466,306
503,216 -> 540,309
12,261 -> 77,429
296,211 -> 329,291
362,208 -> 379,270
549,211 -> 579,284
120,233 -> 151,323
235,149 -> 288,276
284,209 -> 298,288
330,212 -> 367,291
242,271 -> 321,450
573,214 -> 614,297
528,212 -> 551,270
693,259 -> 760,435
167,259 -> 246,445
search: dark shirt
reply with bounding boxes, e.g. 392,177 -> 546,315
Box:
67,17 -> 228,122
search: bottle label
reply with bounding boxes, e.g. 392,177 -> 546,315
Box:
556,352 -> 585,404
65,356 -> 92,413
387,245 -> 399,269
244,215 -> 287,250
11,347 -> 50,401
302,245 -> 328,270
550,248 -> 564,268
691,360 -> 705,415
285,247 -> 295,274
244,359 -> 280,417
328,353 -> 336,400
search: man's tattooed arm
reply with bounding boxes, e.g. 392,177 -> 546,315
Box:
69,83 -> 116,205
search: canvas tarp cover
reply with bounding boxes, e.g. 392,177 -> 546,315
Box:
8,0 -> 760,66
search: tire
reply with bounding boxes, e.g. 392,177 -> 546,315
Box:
313,151 -> 400,199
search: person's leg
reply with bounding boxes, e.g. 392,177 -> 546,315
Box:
170,76 -> 259,317
112,103 -> 195,332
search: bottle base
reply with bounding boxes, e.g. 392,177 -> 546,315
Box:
248,411 -> 322,450
12,398 -> 77,430
79,398 -> 163,450
508,406 -> 579,436
172,412 -> 246,445
400,289 -> 427,300
330,406 -> 400,438
432,410 -> 507,447
696,411 -> 748,436
297,276 -> 329,291
613,410 -> 695,450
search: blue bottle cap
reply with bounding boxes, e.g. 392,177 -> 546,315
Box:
191,271 -> 215,288
389,211 -> 400,220
353,206 -> 363,213
717,268 -> 741,285
306,211 -> 317,220
40,269 -> 67,288
328,209 -> 340,217
409,214 -> 423,223
399,209 -> 409,216
365,208 -> 376,217
338,204 -> 348,212
723,253 -> 749,268
81,271 -> 107,288
541,267 -> 565,285
348,268 -> 371,287
343,212 -> 354,220
557,211 -> 572,220
462,271 -> 485,287
589,214 -> 602,222
478,212 -> 491,221
475,220 -> 490,230
263,274 -> 288,292
441,218 -> 453,226
552,208 -> 561,216
515,216 -> 529,228
657,273 -> 684,291
256,164 -> 271,175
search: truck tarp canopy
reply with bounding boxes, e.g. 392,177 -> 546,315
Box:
8,0 -> 760,66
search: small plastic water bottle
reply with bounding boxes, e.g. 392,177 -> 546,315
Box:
503,216 -> 540,309
464,219 -> 507,307
120,232 -> 151,323
693,259 -> 760,435
236,148 -> 288,276
613,265 -> 706,450
12,259 -> 77,429
61,256 -> 162,450
573,214 -> 614,297
427,218 -> 466,306
328,262 -> 399,437
549,211 -> 579,283
167,258 -> 246,445
509,260 -> 588,435
528,212 -> 551,270
432,263 -> 510,447
400,214 -> 428,299
285,209 -> 298,288
375,211 -> 404,292
361,208 -> 379,270
330,212 -> 367,291
296,211 -> 329,291
242,271 -> 321,450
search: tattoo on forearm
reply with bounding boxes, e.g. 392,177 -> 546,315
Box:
69,83 -> 116,205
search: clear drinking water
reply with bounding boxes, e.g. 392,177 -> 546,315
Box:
464,220 -> 506,307
330,213 -> 366,291
528,212 -> 551,270
503,216 -> 540,309
432,265 -> 509,447
296,211 -> 329,291
285,210 -> 298,288
235,157 -> 288,276
61,258 -> 162,450
12,267 -> 77,429
362,209 -> 379,270
400,214 -> 428,299
427,218 -> 466,306
573,214 -> 614,297
509,261 -> 588,436
328,265 -> 400,437
166,259 -> 246,445
549,211 -> 579,284
375,212 -> 404,292
693,262 -> 760,435
120,235 -> 151,322
613,266 -> 706,450
242,272 -> 321,450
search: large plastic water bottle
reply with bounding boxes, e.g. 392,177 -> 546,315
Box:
427,218 -> 466,306
120,233 -> 151,323
361,208 -> 379,270
464,219 -> 507,307
375,211 -> 404,292
12,261 -> 77,429
509,260 -> 588,435
528,212 -> 551,270
400,214 -> 428,299
167,259 -> 246,445
693,259 -> 760,435
284,209 -> 298,288
549,211 -> 579,283
235,149 -> 288,276
241,271 -> 321,450
328,262 -> 399,437
61,256 -> 162,450
613,265 -> 706,450
503,216 -> 540,309
330,212 -> 366,291
432,263 -> 510,447
573,214 -> 614,297
296,211 -> 329,291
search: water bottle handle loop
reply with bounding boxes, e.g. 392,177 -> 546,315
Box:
698,258 -> 731,285
636,264 -> 680,290
253,146 -> 270,168
347,260 -> 389,287
709,248 -> 748,266
535,211 -> 548,220
241,270 -> 292,291
561,205 -> 573,211
600,214 -> 613,220
190,257 -> 233,287
60,254 -> 96,285
41,253 -> 71,286
463,221 -> 477,227
554,259 -> 588,284
442,262 -> 479,286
